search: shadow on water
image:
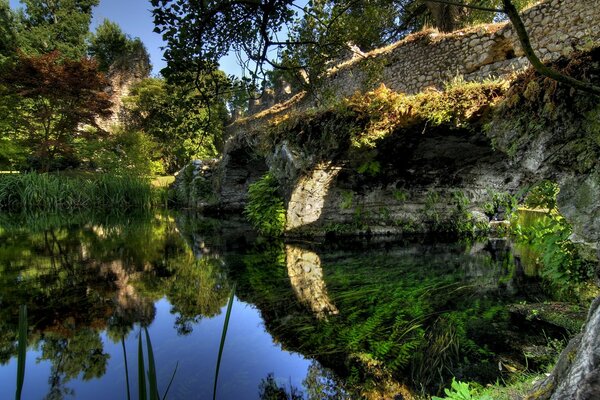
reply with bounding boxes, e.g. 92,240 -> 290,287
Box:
1,211 -> 569,398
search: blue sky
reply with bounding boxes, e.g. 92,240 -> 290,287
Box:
8,0 -> 243,77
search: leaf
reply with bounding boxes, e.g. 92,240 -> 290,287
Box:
15,304 -> 27,400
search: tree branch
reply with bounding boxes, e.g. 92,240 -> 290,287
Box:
501,0 -> 600,96
424,0 -> 502,13
422,0 -> 600,96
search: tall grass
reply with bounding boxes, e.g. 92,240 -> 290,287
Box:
0,173 -> 158,212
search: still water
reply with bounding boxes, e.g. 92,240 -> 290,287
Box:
0,212 -> 557,399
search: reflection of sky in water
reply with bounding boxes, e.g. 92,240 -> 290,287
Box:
1,297 -> 314,400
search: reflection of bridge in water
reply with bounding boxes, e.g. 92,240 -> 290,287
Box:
286,245 -> 339,319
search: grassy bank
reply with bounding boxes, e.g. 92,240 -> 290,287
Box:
0,172 -> 160,212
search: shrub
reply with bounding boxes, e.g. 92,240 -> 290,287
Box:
244,173 -> 286,236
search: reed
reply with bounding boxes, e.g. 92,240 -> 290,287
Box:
127,328 -> 177,400
213,285 -> 236,400
15,305 -> 27,400
0,173 -> 157,212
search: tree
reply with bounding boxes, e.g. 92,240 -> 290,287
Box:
0,0 -> 18,63
123,73 -> 229,173
154,0 -> 599,101
0,51 -> 112,171
88,19 -> 152,73
151,0 -> 535,93
16,0 -> 99,59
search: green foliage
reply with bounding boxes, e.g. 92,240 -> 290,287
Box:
393,189 -> 409,202
432,378 -> 493,400
88,19 -> 151,73
512,211 -> 596,293
483,190 -> 519,219
357,160 -> 381,176
82,127 -> 165,176
340,191 -> 354,210
17,0 -> 99,59
0,172 -> 156,212
244,173 -> 286,236
133,327 -> 177,400
343,81 -> 506,149
524,181 -> 559,210
0,0 -> 18,64
123,76 -> 228,173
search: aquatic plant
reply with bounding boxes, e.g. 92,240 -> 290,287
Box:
213,285 -> 236,400
0,173 -> 157,212
127,328 -> 178,400
244,173 -> 286,236
15,305 -> 27,400
512,211 -> 596,296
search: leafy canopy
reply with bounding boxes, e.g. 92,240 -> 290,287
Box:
89,19 -> 152,73
0,51 -> 112,171
151,0 -> 537,92
17,0 -> 99,59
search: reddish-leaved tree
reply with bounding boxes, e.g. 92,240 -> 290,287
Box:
0,51 -> 112,171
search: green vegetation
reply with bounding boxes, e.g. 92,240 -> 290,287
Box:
232,239 -> 557,397
244,173 -> 286,236
16,304 -> 27,400
0,1 -> 228,186
88,19 -> 150,73
512,210 -> 597,300
432,378 -> 492,400
511,181 -> 598,301
134,328 -> 177,400
123,74 -> 229,173
0,173 -> 156,212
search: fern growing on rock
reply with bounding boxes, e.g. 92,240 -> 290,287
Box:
244,173 -> 286,236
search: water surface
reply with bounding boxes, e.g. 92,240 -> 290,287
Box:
0,212 -> 559,399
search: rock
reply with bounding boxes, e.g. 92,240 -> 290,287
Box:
508,302 -> 587,333
527,297 -> 600,400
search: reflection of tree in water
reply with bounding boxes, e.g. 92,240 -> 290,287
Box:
302,361 -> 350,400
164,256 -> 232,335
0,212 -> 240,398
40,329 -> 109,400
258,373 -> 303,400
257,363 -> 350,400
0,214 -> 229,395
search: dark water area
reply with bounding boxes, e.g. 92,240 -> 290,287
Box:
0,212 -> 562,399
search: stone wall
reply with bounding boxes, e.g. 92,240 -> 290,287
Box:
242,0 -> 600,120
96,56 -> 151,131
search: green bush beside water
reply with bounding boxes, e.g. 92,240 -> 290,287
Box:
0,173 -> 157,212
244,173 -> 286,236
